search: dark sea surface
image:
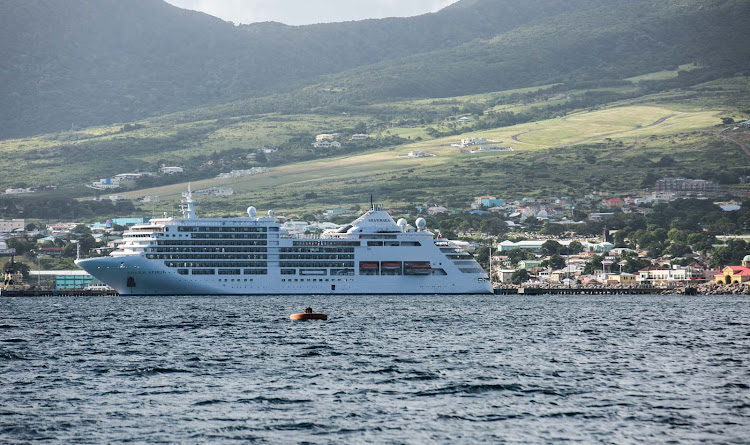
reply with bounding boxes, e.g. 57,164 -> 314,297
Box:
1,294 -> 749,443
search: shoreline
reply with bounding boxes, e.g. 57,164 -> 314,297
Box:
496,282 -> 750,295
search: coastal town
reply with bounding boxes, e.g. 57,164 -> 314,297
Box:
2,174 -> 749,295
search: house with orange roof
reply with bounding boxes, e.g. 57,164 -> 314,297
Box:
715,255 -> 750,284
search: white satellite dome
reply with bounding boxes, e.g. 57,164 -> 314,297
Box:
397,218 -> 408,231
268,210 -> 275,217
247,206 -> 256,217
415,217 -> 426,231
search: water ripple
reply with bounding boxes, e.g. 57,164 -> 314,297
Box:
1,294 -> 748,443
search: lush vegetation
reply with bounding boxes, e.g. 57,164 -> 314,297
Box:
2,0 -> 749,139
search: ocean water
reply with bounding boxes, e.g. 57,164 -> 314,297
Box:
1,294 -> 749,443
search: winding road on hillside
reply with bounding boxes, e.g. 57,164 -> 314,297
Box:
511,130 -> 537,144
530,113 -> 680,162
720,132 -> 750,158
562,113 -> 679,147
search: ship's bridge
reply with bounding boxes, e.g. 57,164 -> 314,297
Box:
347,210 -> 402,234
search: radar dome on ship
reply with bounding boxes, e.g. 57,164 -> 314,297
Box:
397,218 -> 408,230
268,210 -> 274,217
415,217 -> 426,231
247,206 -> 256,217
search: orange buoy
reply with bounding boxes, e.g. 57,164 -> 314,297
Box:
290,312 -> 328,320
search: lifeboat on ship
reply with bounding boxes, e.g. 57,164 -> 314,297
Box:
404,262 -> 432,275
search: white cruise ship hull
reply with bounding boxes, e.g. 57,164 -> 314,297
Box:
76,254 -> 492,295
76,198 -> 493,295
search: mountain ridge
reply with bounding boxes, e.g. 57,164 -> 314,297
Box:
2,0 -> 749,139
0,0 -> 644,138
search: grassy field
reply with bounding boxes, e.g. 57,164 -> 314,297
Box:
117,103 -> 743,217
626,63 -> 699,83
2,74 -> 748,217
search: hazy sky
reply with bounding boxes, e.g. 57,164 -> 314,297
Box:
164,0 -> 459,25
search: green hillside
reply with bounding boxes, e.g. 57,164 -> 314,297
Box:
306,0 -> 750,103
3,0 -> 749,139
2,74 -> 748,219
0,0 -> 620,138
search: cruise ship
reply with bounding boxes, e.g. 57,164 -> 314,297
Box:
75,190 -> 492,295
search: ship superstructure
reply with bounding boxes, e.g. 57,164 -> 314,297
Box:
76,191 -> 492,295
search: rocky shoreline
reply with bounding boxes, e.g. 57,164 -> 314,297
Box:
496,282 -> 750,295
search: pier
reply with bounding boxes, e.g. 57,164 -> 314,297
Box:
497,287 -> 685,295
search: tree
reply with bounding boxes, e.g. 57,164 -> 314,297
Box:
542,254 -> 566,270
622,256 -> 650,274
710,218 -> 736,235
4,260 -> 30,279
687,232 -> 716,252
566,241 -> 584,254
709,239 -> 748,268
540,240 -> 562,256
506,248 -> 535,266
25,223 -> 37,231
6,237 -> 35,256
511,269 -> 530,284
667,243 -> 692,258
353,122 -> 368,134
540,223 -> 565,236
583,254 -> 604,275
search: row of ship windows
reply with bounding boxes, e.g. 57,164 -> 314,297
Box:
165,277 -> 354,283
292,241 -> 361,247
278,254 -> 354,260
177,226 -> 268,233
279,247 -> 355,253
152,247 -> 268,253
157,240 -> 267,246
190,234 -> 268,239
177,269 -> 267,275
147,254 -> 267,260
278,262 -> 354,268
165,262 -> 266,268
280,269 -> 354,276
366,241 -> 422,247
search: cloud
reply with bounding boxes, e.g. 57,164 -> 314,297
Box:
165,0 -> 458,25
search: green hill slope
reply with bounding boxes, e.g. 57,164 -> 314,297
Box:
308,0 -> 750,102
0,0 -> 621,138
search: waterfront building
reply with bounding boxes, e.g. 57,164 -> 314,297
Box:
28,270 -> 101,290
714,255 -> 750,284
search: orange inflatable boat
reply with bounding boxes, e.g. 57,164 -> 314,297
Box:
290,307 -> 327,320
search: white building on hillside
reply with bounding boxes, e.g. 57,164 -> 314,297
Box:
0,219 -> 25,233
159,166 -> 184,174
114,173 -> 143,181
312,141 -> 341,149
88,178 -> 120,190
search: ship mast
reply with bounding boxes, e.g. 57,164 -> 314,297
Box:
180,183 -> 196,219
489,246 -> 493,289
